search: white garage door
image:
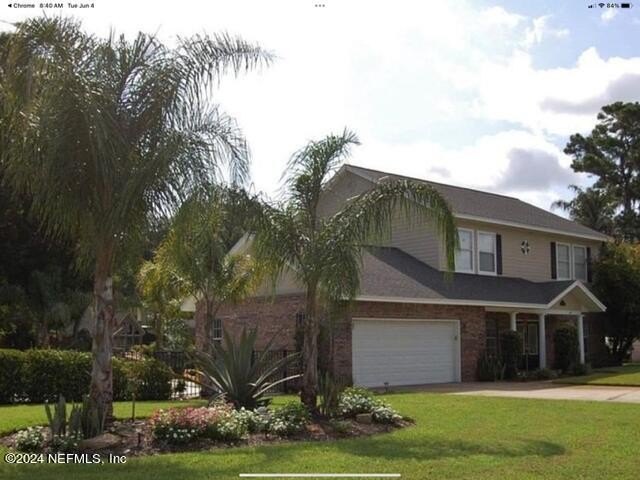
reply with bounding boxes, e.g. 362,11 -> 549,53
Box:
352,318 -> 460,387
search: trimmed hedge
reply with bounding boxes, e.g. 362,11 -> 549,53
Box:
500,330 -> 523,380
0,349 -> 25,403
0,349 -> 174,404
554,325 -> 579,373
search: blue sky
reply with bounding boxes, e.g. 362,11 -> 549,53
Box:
3,0 -> 640,211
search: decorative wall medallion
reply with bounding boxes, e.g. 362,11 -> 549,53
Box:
521,240 -> 531,255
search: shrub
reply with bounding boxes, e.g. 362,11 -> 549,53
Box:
268,402 -> 310,436
500,330 -> 523,380
338,387 -> 379,417
150,403 -> 248,445
122,358 -> 173,401
190,328 -> 300,409
337,387 -> 401,424
21,349 -> 91,403
476,352 -> 504,381
371,404 -> 402,424
533,368 -> 558,380
14,427 -> 45,452
0,348 -> 174,404
50,434 -> 80,453
234,407 -> 271,434
112,358 -> 129,401
572,362 -> 591,376
554,325 -> 579,373
0,349 -> 25,403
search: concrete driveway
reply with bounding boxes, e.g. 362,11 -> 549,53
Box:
416,381 -> 640,404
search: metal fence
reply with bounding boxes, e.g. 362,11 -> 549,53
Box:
115,349 -> 301,399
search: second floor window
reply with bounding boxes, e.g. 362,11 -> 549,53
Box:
455,228 -> 474,273
556,243 -> 571,280
478,232 -> 497,274
573,245 -> 587,282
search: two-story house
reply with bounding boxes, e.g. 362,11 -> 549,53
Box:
189,164 -> 610,387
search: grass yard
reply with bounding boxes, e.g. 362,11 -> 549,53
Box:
556,363 -> 640,387
1,393 -> 640,480
0,399 -> 206,436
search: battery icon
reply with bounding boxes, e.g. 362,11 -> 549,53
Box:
621,2 -> 631,7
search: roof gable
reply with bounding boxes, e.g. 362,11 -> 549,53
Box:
345,164 -> 609,241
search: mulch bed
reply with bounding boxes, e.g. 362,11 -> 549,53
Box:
1,417 -> 413,457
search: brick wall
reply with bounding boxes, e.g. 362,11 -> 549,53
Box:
194,294 -> 306,351
196,296 -> 488,383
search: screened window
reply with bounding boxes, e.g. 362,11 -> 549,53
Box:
455,229 -> 474,273
212,318 -> 223,345
478,232 -> 496,274
557,243 -> 571,280
573,245 -> 587,281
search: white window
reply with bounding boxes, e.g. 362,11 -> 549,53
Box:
477,232 -> 497,275
556,243 -> 571,280
455,228 -> 474,273
573,245 -> 587,282
212,318 -> 223,345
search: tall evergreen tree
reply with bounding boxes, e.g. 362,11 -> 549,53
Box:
564,102 -> 640,240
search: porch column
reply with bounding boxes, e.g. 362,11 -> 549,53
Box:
509,311 -> 517,331
538,313 -> 546,369
577,314 -> 585,364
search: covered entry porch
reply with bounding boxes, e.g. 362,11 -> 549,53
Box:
485,281 -> 607,369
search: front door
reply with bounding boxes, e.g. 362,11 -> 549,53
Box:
517,320 -> 539,370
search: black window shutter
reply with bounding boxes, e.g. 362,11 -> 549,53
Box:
586,247 -> 592,282
550,242 -> 557,279
496,234 -> 503,275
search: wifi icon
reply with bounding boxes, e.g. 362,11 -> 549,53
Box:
599,2 -> 605,6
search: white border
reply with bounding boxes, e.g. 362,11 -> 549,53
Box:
355,280 -> 606,312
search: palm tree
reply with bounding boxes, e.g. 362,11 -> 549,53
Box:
552,185 -> 616,235
253,130 -> 458,411
0,17 -> 270,418
137,258 -> 184,351
157,185 -> 261,352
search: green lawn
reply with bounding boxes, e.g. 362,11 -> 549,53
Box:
556,363 -> 640,387
0,399 -> 206,436
2,393 -> 640,479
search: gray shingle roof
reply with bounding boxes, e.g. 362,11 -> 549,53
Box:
359,246 -> 574,305
347,165 -> 609,240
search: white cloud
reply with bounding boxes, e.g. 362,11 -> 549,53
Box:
522,15 -> 569,49
346,129 -> 584,210
0,1 -> 629,212
601,9 -> 618,23
479,6 -> 525,30
442,47 -> 640,137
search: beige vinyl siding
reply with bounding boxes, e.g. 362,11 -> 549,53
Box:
317,170 -> 375,218
442,219 -> 602,282
390,212 -> 442,269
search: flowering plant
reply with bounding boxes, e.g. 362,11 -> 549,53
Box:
14,426 -> 45,452
338,387 -> 401,424
268,402 -> 309,436
150,403 -> 242,444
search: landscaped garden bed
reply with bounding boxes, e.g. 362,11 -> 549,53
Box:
1,388 -> 411,457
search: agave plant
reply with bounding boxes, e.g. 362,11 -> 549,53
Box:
190,328 -> 300,409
